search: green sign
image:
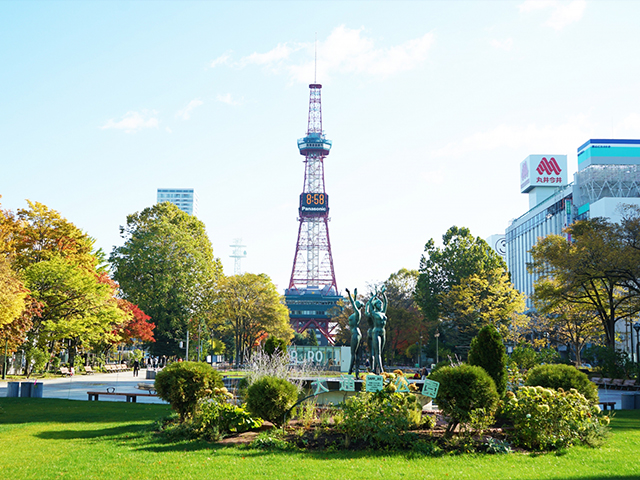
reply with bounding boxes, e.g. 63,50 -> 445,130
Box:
340,375 -> 355,392
394,375 -> 410,393
422,378 -> 440,398
312,379 -> 329,395
366,375 -> 384,392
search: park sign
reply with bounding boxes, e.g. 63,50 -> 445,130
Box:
520,154 -> 568,193
421,379 -> 440,398
339,375 -> 355,392
365,375 -> 384,392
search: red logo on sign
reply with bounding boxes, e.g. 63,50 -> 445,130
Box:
536,157 -> 562,175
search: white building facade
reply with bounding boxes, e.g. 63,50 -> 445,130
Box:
505,140 -> 640,357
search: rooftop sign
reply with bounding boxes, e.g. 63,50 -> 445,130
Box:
520,155 -> 568,193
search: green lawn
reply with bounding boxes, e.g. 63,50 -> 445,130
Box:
0,398 -> 639,480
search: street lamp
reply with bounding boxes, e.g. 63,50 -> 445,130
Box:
434,331 -> 440,365
632,322 -> 636,364
634,323 -> 640,366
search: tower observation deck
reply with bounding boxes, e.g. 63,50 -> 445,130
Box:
285,84 -> 341,346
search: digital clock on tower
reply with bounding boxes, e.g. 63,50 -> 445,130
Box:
299,192 -> 329,215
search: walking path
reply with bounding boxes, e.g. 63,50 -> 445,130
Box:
0,369 -> 166,404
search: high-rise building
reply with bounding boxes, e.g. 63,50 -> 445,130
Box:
157,188 -> 198,216
506,140 -> 640,307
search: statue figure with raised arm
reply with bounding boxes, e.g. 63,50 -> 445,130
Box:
366,285 -> 388,375
345,287 -> 363,377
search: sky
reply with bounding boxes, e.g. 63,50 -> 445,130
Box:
2,0 -> 640,294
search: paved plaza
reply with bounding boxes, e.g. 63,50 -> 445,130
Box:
0,369 -> 167,404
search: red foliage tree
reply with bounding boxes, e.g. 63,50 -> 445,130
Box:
118,300 -> 155,344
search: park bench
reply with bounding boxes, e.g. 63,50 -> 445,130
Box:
591,377 -> 603,386
87,389 -> 158,403
136,383 -> 156,394
59,366 -> 71,376
84,366 -> 95,375
611,379 -> 625,389
599,401 -> 616,411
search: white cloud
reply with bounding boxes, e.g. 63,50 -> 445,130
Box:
221,26 -> 433,83
216,93 -> 241,106
165,127 -> 172,133
176,99 -> 203,120
210,53 -> 231,68
100,110 -> 158,133
239,43 -> 299,67
520,0 -> 586,30
490,38 -> 514,51
290,26 -> 434,82
431,116 -> 593,158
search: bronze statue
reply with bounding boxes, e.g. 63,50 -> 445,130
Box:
366,285 -> 387,375
345,287 -> 363,377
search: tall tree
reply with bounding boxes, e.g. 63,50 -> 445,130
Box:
110,202 -> 222,356
529,218 -> 639,350
0,256 -> 27,329
209,273 -> 292,366
383,268 -> 424,362
416,226 -> 524,352
8,200 -> 98,271
442,268 -> 526,346
23,256 -> 125,368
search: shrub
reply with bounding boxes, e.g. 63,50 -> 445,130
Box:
154,361 -> 223,421
583,345 -> 629,379
338,389 -> 426,448
525,364 -> 598,404
429,364 -> 499,433
468,325 -> 508,396
503,386 -> 609,450
510,344 -> 539,370
245,376 -> 298,427
194,401 -> 263,441
264,336 -> 288,356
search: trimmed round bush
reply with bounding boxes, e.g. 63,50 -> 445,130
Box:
154,361 -> 223,420
468,325 -> 508,397
245,376 -> 298,427
525,363 -> 598,403
429,364 -> 499,432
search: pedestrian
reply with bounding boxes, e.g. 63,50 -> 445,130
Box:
133,359 -> 140,377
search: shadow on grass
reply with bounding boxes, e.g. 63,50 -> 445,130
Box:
0,398 -> 170,425
36,423 -> 151,440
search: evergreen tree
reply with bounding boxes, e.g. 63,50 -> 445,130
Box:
468,324 -> 508,397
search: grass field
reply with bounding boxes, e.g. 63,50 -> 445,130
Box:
1,398 -> 639,480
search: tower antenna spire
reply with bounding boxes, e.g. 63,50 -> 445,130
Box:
314,32 -> 317,84
285,81 -> 339,346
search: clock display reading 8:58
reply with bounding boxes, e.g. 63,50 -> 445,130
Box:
299,192 -> 329,215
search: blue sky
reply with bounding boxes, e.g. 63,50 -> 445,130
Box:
2,0 -> 640,292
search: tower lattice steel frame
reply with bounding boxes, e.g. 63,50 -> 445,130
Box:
285,84 -> 340,345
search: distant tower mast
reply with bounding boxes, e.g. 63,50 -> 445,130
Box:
285,81 -> 340,345
289,84 -> 337,292
229,238 -> 247,275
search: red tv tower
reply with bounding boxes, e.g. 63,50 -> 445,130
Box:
285,83 -> 341,346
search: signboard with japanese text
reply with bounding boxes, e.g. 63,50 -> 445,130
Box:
340,375 -> 355,392
421,379 -> 440,398
520,155 -> 567,193
365,375 -> 384,392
